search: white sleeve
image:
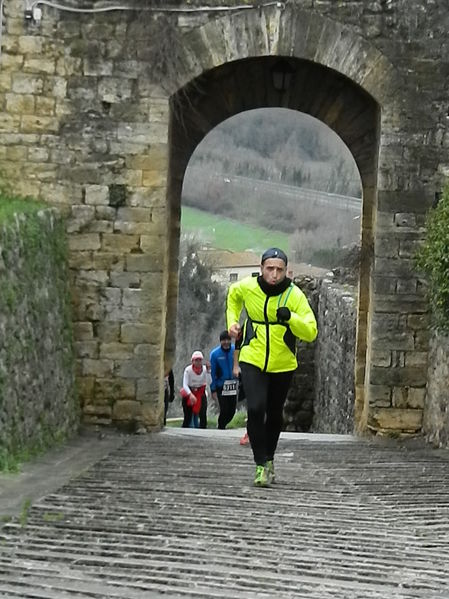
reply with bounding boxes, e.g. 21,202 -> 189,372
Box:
182,367 -> 192,395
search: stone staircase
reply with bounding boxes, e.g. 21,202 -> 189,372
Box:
1,430 -> 449,598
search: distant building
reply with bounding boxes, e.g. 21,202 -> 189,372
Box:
199,249 -> 260,284
199,249 -> 329,284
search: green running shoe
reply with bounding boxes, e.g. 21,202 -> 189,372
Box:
266,460 -> 275,483
254,465 -> 269,487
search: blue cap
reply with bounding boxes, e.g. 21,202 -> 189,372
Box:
261,247 -> 288,265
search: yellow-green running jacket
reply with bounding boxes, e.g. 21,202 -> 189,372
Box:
226,276 -> 317,373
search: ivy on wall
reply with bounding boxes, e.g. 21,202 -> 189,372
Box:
416,183 -> 449,332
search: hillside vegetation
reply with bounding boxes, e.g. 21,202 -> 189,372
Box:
181,108 -> 362,264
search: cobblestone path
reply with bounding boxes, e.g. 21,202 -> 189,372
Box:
1,429 -> 449,598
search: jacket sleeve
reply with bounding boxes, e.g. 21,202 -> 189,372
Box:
182,367 -> 192,395
209,350 -> 217,392
226,280 -> 244,329
287,289 -> 318,343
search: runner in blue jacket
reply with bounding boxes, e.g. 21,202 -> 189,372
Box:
210,331 -> 238,429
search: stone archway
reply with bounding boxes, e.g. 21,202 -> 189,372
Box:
163,4 -> 415,434
165,54 -> 379,433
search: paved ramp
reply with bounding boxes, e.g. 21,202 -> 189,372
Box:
1,430 -> 449,598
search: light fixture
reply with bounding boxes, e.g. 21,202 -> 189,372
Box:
270,59 -> 295,94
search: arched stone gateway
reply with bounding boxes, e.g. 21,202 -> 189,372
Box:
0,1 -> 446,433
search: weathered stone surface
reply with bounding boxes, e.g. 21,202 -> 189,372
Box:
370,407 -> 423,431
0,210 -> 78,454
423,331 -> 449,448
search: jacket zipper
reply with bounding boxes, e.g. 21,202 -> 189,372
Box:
262,296 -> 270,372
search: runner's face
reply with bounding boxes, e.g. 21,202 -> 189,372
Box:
220,338 -> 231,349
261,258 -> 287,285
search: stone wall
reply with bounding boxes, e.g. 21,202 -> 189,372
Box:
284,276 -> 319,432
422,332 -> 449,448
1,0 -> 448,432
0,208 -> 78,455
313,277 -> 357,434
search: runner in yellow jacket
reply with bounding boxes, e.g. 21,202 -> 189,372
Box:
227,247 -> 317,487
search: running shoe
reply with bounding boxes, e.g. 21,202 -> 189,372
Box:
254,465 -> 269,487
266,460 -> 275,483
239,432 -> 250,446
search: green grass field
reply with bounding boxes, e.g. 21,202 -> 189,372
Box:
181,206 -> 289,253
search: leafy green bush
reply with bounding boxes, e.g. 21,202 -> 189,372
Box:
416,184 -> 449,331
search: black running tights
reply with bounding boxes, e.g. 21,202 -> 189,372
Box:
240,362 -> 294,466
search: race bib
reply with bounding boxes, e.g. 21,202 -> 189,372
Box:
222,379 -> 238,397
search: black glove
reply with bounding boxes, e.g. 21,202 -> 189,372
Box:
276,307 -> 291,322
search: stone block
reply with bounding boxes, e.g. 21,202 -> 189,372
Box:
374,295 -> 428,313
24,57 -> 56,74
371,332 -> 414,351
113,220 -> 153,235
75,270 -> 109,286
126,254 -> 163,273
121,323 -> 154,344
101,234 -> 140,253
396,279 -> 417,294
371,350 -> 391,367
85,220 -> 114,234
375,237 -> 399,258
67,205 -> 95,233
12,73 -> 44,94
116,359 -> 151,379
68,233 -> 101,251
136,376 -> 162,399
0,114 -> 21,133
99,342 -> 134,360
374,258 -> 415,277
92,253 -> 124,271
392,386 -> 426,409
83,404 -> 112,417
407,314 -> 430,330
74,340 -> 99,359
94,378 -> 135,400
405,351 -> 428,367
369,407 -> 423,431
6,93 -> 35,113
85,185 -> 109,206
83,58 -> 113,77
35,96 -> 56,116
142,170 -> 167,187
77,376 -> 95,401
96,206 -> 116,220
18,35 -> 43,54
73,322 -> 94,340
96,322 -> 120,342
99,77 -> 134,103
21,115 -> 59,133
369,366 -> 427,387
110,272 -> 140,288
140,234 -> 166,253
82,358 -> 114,377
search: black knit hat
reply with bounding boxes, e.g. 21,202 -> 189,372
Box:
261,247 -> 288,265
219,330 -> 231,341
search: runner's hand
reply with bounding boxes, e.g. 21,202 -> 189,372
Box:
276,307 -> 291,322
229,323 -> 241,338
